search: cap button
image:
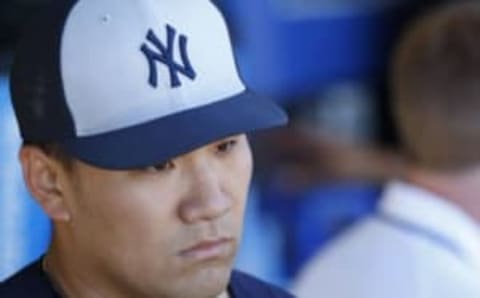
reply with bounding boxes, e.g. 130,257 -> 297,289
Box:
100,14 -> 112,24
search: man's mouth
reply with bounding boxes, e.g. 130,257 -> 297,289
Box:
179,238 -> 234,261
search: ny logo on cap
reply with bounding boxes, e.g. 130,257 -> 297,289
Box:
141,24 -> 197,88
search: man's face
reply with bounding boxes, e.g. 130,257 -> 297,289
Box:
59,134 -> 252,297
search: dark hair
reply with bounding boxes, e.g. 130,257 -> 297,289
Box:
391,1 -> 480,170
23,141 -> 74,170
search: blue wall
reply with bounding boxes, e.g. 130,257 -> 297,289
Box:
0,75 -> 51,281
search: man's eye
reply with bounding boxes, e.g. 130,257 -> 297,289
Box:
217,139 -> 237,154
145,160 -> 175,173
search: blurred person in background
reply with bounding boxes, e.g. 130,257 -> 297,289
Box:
293,2 -> 480,297
0,0 -> 293,297
253,86 -> 405,280
227,0 -> 417,281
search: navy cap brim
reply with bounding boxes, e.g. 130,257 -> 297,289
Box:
60,91 -> 287,169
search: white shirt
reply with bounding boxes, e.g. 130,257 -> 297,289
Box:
293,181 -> 480,298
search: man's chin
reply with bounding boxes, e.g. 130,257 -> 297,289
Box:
181,265 -> 233,298
145,250 -> 236,297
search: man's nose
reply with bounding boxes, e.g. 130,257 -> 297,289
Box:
178,164 -> 232,224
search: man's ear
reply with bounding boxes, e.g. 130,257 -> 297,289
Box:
19,146 -> 71,222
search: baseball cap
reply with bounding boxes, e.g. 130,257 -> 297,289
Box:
10,0 -> 287,169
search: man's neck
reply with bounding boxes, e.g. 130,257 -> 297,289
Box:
43,249 -> 112,298
407,165 -> 480,223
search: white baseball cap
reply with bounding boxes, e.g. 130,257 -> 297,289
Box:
10,0 -> 287,169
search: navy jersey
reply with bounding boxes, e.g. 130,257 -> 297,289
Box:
0,259 -> 294,298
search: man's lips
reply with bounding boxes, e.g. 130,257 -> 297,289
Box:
179,238 -> 234,261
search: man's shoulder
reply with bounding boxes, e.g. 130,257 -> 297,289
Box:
293,213 -> 476,298
229,270 -> 294,298
0,259 -> 56,298
295,216 -> 432,278
316,215 -> 426,260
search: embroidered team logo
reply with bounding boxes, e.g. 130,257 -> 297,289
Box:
141,24 -> 197,88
